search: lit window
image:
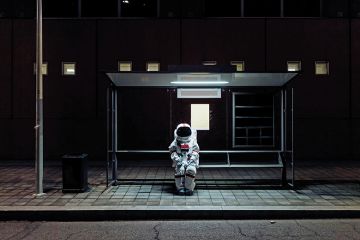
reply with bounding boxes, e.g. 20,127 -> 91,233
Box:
191,104 -> 210,130
33,62 -> 48,75
118,61 -> 132,72
315,61 -> 329,75
63,62 -> 76,75
146,62 -> 160,72
202,61 -> 217,66
287,61 -> 301,72
231,61 -> 245,72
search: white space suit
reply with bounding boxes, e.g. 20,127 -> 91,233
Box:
168,123 -> 200,195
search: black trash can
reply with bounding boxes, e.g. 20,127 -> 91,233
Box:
62,153 -> 89,193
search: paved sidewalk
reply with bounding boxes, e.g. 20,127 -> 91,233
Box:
0,161 -> 359,219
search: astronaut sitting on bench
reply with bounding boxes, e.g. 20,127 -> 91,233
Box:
169,123 -> 200,196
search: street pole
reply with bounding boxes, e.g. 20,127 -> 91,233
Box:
35,0 -> 45,197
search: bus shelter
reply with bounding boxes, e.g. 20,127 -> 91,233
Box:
105,70 -> 297,188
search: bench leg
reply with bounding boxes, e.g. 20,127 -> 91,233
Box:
280,152 -> 288,188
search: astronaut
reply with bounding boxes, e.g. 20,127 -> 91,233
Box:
169,123 -> 200,196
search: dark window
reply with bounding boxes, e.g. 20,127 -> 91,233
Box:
82,0 -> 118,17
323,0 -> 348,17
205,0 -> 241,17
14,0 -> 36,18
181,0 -> 204,18
244,0 -> 281,17
352,0 -> 360,18
160,0 -> 180,18
284,0 -> 321,17
0,0 -> 13,18
43,0 -> 79,18
121,0 -> 157,17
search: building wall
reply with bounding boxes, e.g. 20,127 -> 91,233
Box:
352,20 -> 360,117
181,19 -> 266,70
0,20 -> 12,159
351,19 -> 360,158
42,20 -> 101,160
97,19 -> 181,116
267,18 -> 351,160
0,18 -> 358,161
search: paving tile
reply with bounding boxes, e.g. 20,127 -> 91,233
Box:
111,195 -> 124,199
1,164 -> 360,208
159,200 -> 173,205
82,199 -> 97,203
122,198 -> 135,202
60,195 -> 75,199
146,201 -> 160,206
79,203 -> 92,206
12,201 -> 29,206
52,199 -> 70,206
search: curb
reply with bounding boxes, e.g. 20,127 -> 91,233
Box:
1,206 -> 360,221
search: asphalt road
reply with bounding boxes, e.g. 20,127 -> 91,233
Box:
0,219 -> 359,240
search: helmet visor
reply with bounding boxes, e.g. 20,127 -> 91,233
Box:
176,126 -> 192,138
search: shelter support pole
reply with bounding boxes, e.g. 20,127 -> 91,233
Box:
111,87 -> 118,184
106,87 -> 110,186
280,88 -> 287,187
280,89 -> 284,152
291,87 -> 295,187
34,0 -> 45,197
285,88 -> 287,155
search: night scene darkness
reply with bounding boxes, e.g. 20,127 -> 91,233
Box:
0,0 -> 360,239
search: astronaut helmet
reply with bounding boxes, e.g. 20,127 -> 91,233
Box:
174,123 -> 193,143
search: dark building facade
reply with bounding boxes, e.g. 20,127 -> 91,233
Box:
0,0 -> 360,161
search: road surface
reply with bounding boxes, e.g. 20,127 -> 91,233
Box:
0,219 -> 359,240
